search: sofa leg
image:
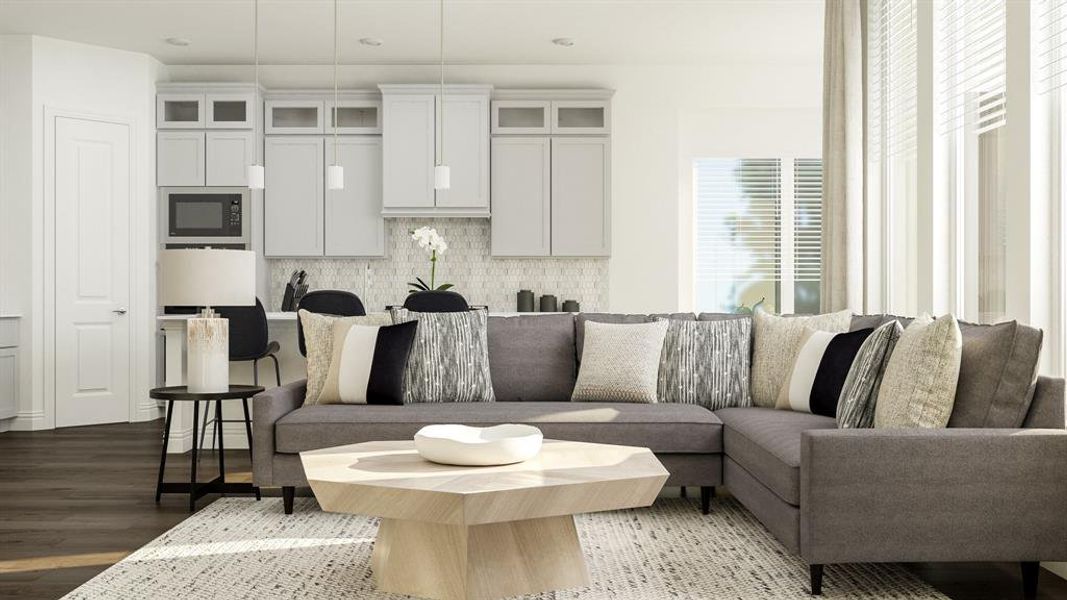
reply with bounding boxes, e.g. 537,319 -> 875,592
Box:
679,486 -> 687,499
1021,561 -> 1039,599
699,486 -> 713,515
809,564 -> 824,596
282,486 -> 295,515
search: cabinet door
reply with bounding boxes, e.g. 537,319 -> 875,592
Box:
157,93 -> 205,129
382,94 -> 435,210
551,137 -> 611,256
157,131 -> 205,186
264,137 -> 324,256
205,131 -> 255,186
436,94 -> 489,211
326,100 -> 382,134
325,138 -> 385,257
492,100 -> 551,135
206,93 -> 255,129
265,100 -> 325,134
0,347 -> 17,421
551,100 -> 611,135
491,137 -> 550,256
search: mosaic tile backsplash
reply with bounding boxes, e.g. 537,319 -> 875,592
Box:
269,218 -> 610,313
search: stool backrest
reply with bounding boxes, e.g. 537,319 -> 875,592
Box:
402,290 -> 470,313
297,290 -> 367,356
216,298 -> 269,361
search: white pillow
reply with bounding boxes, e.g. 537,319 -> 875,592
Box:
572,320 -> 669,403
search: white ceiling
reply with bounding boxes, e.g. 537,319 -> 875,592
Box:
0,0 -> 823,66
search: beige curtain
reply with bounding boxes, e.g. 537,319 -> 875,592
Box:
821,0 -> 865,313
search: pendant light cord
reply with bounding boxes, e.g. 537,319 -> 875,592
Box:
438,0 -> 445,166
334,0 -> 339,159
253,0 -> 260,164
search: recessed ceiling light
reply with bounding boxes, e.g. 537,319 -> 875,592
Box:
359,37 -> 383,47
165,37 -> 191,47
552,38 -> 575,47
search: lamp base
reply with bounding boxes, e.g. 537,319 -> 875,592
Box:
186,317 -> 229,393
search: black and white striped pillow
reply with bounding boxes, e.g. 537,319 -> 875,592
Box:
775,327 -> 874,417
317,321 -> 418,405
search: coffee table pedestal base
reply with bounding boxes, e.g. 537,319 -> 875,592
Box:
371,515 -> 590,600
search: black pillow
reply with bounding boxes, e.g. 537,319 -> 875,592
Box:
777,328 -> 874,417
319,320 -> 418,405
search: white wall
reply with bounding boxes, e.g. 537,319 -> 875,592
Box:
0,35 -> 163,430
167,61 -> 823,313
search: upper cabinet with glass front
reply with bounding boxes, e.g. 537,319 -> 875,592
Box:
491,91 -> 612,135
157,84 -> 260,130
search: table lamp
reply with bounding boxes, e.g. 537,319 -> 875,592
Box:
160,249 -> 255,393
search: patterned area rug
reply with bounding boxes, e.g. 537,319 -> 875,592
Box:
64,497 -> 946,599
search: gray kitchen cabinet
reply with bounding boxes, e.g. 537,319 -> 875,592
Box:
551,137 -> 611,256
381,91 -> 436,212
325,138 -> 385,257
490,137 -> 550,256
156,131 -> 205,186
264,136 -> 324,257
205,131 -> 255,187
436,94 -> 490,212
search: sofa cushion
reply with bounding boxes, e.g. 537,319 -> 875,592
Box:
717,407 -> 836,505
949,320 -> 1043,428
572,320 -> 669,403
275,402 -> 723,455
488,314 -> 576,402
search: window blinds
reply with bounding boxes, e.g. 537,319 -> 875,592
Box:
938,0 -> 1007,134
693,158 -> 781,284
1038,0 -> 1067,94
869,0 -> 918,158
793,159 -> 823,284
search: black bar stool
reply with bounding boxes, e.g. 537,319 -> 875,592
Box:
296,290 -> 366,357
402,290 -> 470,312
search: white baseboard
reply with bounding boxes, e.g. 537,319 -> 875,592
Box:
1044,562 -> 1067,581
0,419 -> 12,433
10,410 -> 47,431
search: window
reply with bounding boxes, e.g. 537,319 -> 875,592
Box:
693,158 -> 823,314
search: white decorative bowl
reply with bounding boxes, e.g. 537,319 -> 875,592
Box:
414,424 -> 544,466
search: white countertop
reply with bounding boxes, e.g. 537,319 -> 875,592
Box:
157,311 -> 571,322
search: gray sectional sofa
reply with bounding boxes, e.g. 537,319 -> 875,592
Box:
252,312 -> 1067,597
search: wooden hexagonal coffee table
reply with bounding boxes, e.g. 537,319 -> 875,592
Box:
301,439 -> 668,600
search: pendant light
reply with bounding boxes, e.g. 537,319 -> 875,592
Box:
326,0 -> 344,190
247,0 -> 265,190
434,0 -> 450,190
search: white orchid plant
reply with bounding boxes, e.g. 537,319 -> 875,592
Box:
408,227 -> 453,294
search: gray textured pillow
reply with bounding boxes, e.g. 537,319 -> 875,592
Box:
658,318 -> 751,409
949,320 -> 1043,428
874,313 -> 962,429
298,309 -> 392,405
575,313 -> 651,363
572,320 -> 669,403
750,308 -> 852,407
836,320 -> 903,428
390,308 -> 495,403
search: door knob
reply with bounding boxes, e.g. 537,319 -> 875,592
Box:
113,308 -> 128,315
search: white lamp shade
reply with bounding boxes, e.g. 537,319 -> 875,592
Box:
327,164 -> 345,190
160,249 -> 256,307
434,164 -> 451,190
247,164 -> 265,190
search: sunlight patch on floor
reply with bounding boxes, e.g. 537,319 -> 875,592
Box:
126,537 -> 374,562
0,551 -> 131,574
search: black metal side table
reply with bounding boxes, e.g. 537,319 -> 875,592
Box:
151,385 -> 264,511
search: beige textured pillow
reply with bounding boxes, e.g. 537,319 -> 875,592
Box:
572,320 -> 669,403
874,313 -> 962,429
299,309 -> 391,405
751,309 -> 852,407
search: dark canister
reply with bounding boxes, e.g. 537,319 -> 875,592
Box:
561,300 -> 580,313
539,294 -> 558,312
516,290 -> 535,312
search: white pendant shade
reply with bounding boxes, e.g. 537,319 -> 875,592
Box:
327,164 -> 345,190
247,164 -> 265,190
434,164 -> 451,190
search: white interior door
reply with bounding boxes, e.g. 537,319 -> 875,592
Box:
54,116 -> 131,428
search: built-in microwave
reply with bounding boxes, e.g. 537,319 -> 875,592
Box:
161,187 -> 249,246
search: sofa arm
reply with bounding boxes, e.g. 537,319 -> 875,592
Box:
252,380 -> 307,487
800,428 -> 1067,565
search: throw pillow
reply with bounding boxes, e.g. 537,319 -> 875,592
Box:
298,309 -> 392,405
948,320 -> 1043,428
658,318 -> 752,409
750,308 -> 852,407
874,313 -> 963,429
315,321 -> 418,405
776,327 -> 874,417
572,320 -> 669,403
390,308 -> 495,403
836,320 -> 904,428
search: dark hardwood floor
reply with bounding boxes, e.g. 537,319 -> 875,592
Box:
0,421 -> 1065,600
